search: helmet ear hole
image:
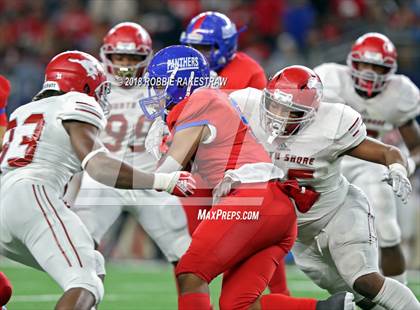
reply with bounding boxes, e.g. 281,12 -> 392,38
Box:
83,84 -> 90,95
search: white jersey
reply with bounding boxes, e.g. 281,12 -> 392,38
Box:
230,88 -> 367,235
0,92 -> 106,193
314,63 -> 419,248
314,63 -> 420,140
101,79 -> 155,171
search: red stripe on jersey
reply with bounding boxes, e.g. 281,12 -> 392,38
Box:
42,186 -> 83,268
193,15 -> 206,30
352,129 -> 360,137
225,120 -> 247,169
348,117 -> 359,131
287,169 -> 315,180
32,185 -> 72,267
76,101 -> 96,108
75,108 -> 102,120
6,118 -> 17,131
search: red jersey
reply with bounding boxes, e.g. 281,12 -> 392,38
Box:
166,88 -> 271,187
0,75 -> 11,127
218,52 -> 267,90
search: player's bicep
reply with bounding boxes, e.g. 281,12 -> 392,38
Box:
62,120 -> 104,162
166,125 -> 206,168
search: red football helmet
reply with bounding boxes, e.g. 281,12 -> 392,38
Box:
100,22 -> 152,81
39,50 -> 110,114
261,65 -> 322,142
347,32 -> 397,96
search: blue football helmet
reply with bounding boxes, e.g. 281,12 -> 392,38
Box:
139,45 -> 210,120
180,11 -> 244,71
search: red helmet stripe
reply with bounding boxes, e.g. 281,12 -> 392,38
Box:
193,15 -> 207,30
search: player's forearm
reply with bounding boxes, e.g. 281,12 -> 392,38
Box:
380,144 -> 407,168
85,153 -> 155,189
348,137 -> 408,170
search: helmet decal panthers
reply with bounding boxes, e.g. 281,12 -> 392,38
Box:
261,65 -> 322,143
347,32 -> 397,97
39,51 -> 111,114
139,45 -> 210,121
180,11 -> 244,71
100,22 -> 153,82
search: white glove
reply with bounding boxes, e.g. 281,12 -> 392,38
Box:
382,163 -> 412,204
212,176 -> 241,205
145,118 -> 169,160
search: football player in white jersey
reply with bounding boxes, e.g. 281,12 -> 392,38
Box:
314,33 -> 420,284
229,66 -> 419,310
0,51 -> 195,310
70,22 -> 192,264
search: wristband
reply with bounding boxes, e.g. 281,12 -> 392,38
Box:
153,173 -> 173,191
388,163 -> 408,177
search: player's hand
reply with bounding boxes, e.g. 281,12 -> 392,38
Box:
153,172 -> 196,197
212,176 -> 239,204
382,163 -> 412,204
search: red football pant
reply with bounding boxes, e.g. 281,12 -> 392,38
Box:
176,181 -> 304,309
180,173 -> 212,235
222,246 -> 316,310
268,259 -> 290,295
0,272 -> 12,306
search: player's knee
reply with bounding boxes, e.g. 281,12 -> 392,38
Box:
177,273 -> 207,294
377,219 -> 401,248
353,272 -> 384,300
66,273 -> 104,305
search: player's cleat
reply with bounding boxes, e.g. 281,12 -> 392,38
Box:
316,292 -> 355,310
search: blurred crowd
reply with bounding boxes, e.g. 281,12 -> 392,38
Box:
0,0 -> 419,114
0,0 -> 419,266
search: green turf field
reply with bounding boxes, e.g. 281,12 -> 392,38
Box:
1,260 -> 419,309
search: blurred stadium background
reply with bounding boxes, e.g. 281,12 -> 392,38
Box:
0,0 -> 419,308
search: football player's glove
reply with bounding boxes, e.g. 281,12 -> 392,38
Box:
383,163 -> 412,204
154,171 -> 196,197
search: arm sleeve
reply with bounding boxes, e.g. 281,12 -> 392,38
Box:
330,105 -> 367,159
0,75 -> 11,127
248,69 -> 267,90
0,114 -> 7,127
173,90 -> 214,133
229,88 -> 259,121
0,75 -> 11,109
57,93 -> 107,131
